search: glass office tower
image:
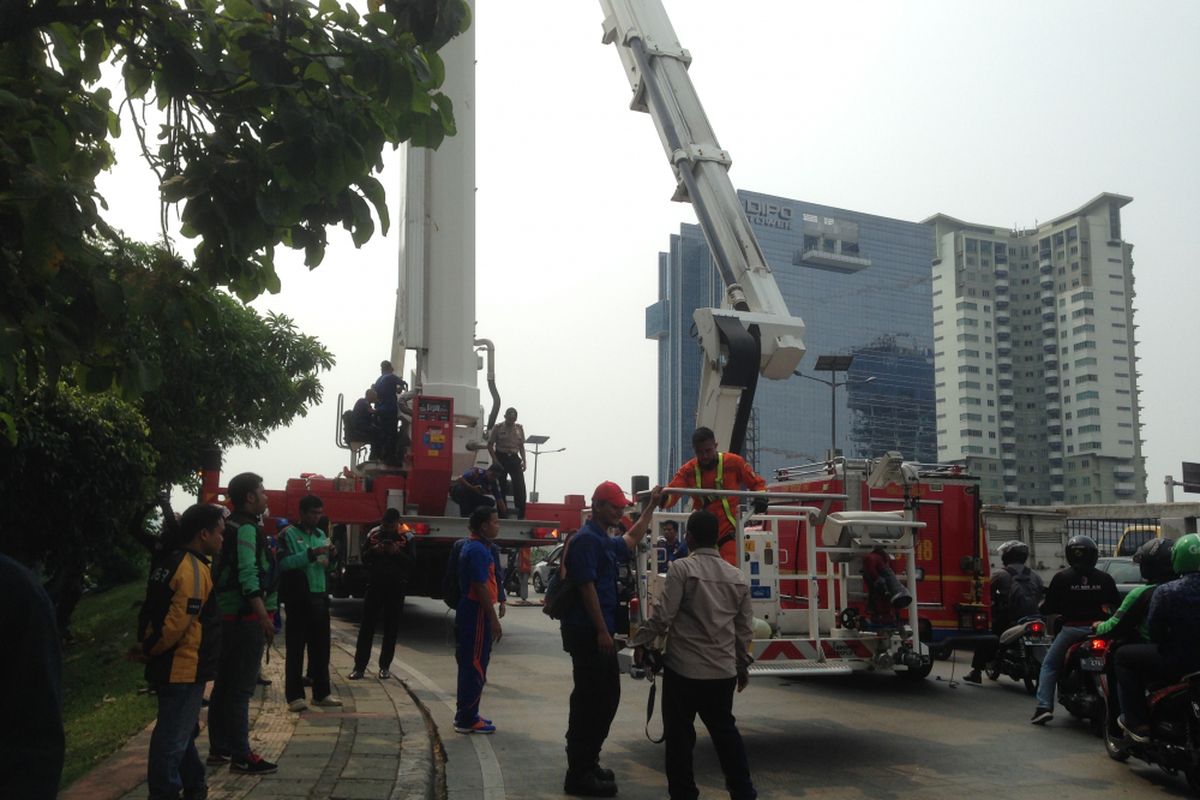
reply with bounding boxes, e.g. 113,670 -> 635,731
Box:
647,191 -> 936,482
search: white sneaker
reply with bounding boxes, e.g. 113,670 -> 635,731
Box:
312,695 -> 343,707
288,698 -> 308,712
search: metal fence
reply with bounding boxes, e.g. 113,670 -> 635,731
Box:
1065,517 -> 1160,557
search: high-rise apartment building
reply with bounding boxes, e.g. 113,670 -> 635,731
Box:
925,193 -> 1147,505
647,191 -> 937,484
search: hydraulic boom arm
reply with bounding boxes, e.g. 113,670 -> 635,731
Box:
599,0 -> 806,453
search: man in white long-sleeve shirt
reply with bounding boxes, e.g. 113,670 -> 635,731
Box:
628,510 -> 757,800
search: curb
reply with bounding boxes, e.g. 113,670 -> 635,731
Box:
330,631 -> 442,800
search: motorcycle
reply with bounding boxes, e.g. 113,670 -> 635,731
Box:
985,615 -> 1050,695
1056,633 -> 1108,735
1097,645 -> 1200,793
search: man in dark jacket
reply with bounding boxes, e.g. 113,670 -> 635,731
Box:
0,554 -> 64,800
965,540 -> 1044,684
1115,533 -> 1200,740
349,508 -> 415,679
1031,535 -> 1118,724
140,503 -> 225,800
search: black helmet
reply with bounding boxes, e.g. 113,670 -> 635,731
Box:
1133,538 -> 1174,584
998,540 -> 1029,566
1065,535 -> 1099,570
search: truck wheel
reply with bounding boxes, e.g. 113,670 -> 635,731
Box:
897,660 -> 933,681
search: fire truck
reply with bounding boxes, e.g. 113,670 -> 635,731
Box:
631,452 -> 987,679
198,442 -> 584,601
768,457 -> 989,658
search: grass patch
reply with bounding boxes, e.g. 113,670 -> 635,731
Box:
60,579 -> 156,789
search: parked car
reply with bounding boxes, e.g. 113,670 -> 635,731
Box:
531,544 -> 563,593
1096,556 -> 1142,599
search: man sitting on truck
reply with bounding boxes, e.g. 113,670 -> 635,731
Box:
662,427 -> 767,567
345,387 -> 378,452
450,464 -> 508,518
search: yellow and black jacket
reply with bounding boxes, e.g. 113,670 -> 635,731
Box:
140,547 -> 220,685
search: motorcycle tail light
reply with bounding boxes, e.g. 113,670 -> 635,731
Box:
973,613 -> 989,631
410,522 -> 431,535
1087,638 -> 1110,654
1029,621 -> 1045,637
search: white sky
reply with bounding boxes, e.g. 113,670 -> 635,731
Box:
98,1 -> 1200,506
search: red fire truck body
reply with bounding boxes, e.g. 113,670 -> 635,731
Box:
199,396 -> 584,601
768,458 -> 991,654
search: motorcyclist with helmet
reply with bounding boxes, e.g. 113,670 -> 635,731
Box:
965,540 -> 1044,685
1030,535 -> 1118,725
1114,533 -> 1200,742
1093,537 -> 1174,642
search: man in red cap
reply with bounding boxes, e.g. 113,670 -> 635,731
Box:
560,481 -> 661,797
663,427 -> 767,566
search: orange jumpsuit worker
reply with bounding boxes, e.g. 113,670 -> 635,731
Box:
663,426 -> 767,566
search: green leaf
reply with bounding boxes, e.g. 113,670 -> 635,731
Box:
304,240 -> 325,267
347,192 -> 374,247
303,60 -> 331,84
0,412 -> 15,446
161,175 -> 189,203
263,268 -> 282,294
357,176 -> 389,235
319,0 -> 340,15
224,0 -> 259,21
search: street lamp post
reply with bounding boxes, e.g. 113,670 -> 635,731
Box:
794,354 -> 875,458
525,435 -> 566,503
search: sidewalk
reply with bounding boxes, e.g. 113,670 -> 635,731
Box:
62,636 -> 440,800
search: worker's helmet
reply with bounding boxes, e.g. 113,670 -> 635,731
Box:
1170,533 -> 1200,575
997,540 -> 1029,566
1133,537 -> 1174,584
1064,535 -> 1099,570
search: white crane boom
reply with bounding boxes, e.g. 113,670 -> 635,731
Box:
599,0 -> 806,452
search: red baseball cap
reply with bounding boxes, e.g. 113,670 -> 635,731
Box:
592,481 -> 631,509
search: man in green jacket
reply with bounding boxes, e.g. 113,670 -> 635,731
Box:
207,472 -> 278,775
280,494 -> 343,711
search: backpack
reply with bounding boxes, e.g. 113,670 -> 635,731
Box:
542,535 -> 579,621
442,538 -> 467,609
1005,565 -> 1042,620
214,512 -> 277,610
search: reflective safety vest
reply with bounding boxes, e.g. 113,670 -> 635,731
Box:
695,453 -> 738,532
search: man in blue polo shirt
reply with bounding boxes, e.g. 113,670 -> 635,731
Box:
372,360 -> 405,464
561,481 -> 661,798
453,506 -> 507,734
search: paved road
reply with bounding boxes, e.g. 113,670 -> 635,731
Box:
333,596 -> 1193,800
